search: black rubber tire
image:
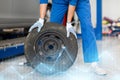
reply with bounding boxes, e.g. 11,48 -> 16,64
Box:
25,22 -> 78,75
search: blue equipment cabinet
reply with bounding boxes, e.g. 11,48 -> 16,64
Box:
0,44 -> 24,59
0,38 -> 25,59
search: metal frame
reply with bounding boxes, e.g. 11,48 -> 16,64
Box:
96,0 -> 102,40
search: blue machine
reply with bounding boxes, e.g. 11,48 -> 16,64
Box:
0,44 -> 24,59
0,38 -> 24,59
0,0 -> 102,59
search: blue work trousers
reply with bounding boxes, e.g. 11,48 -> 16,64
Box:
50,0 -> 99,63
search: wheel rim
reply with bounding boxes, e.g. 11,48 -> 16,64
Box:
25,22 -> 78,75
32,32 -> 74,74
35,32 -> 65,62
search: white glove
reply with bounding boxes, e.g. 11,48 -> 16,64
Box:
29,18 -> 44,32
66,22 -> 77,38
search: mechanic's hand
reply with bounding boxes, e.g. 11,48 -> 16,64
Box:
66,22 -> 77,39
29,18 -> 44,32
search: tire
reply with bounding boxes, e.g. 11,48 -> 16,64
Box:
25,22 -> 78,75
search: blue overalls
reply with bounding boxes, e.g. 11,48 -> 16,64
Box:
40,0 -> 99,63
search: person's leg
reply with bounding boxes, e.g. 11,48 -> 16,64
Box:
76,0 -> 98,63
76,0 -> 107,75
50,2 -> 68,24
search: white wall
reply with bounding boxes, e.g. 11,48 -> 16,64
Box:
90,0 -> 120,27
103,0 -> 120,20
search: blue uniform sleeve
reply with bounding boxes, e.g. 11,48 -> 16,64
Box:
39,0 -> 48,4
69,0 -> 78,6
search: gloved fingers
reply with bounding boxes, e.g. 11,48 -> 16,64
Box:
67,31 -> 77,39
29,26 -> 34,32
71,31 -> 77,39
67,31 -> 70,38
29,23 -> 38,32
37,25 -> 42,32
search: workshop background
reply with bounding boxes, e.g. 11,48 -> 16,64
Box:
0,0 -> 120,80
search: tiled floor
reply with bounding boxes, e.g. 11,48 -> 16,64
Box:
0,36 -> 120,80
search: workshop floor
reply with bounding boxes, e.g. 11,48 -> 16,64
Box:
0,36 -> 120,80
